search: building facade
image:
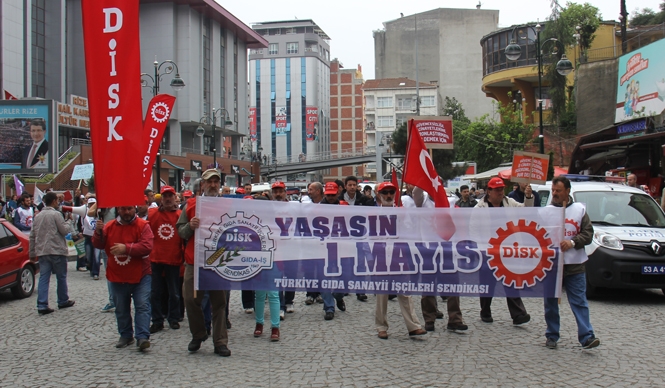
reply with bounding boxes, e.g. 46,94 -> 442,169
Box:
327,59 -> 365,181
1,0 -> 265,190
249,19 -> 331,182
374,8 -> 498,121
362,78 -> 438,180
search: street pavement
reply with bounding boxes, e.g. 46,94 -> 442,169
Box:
1,261 -> 665,387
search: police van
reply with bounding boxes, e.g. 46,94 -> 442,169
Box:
534,177 -> 665,297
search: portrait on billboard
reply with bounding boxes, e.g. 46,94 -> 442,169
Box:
0,100 -> 55,174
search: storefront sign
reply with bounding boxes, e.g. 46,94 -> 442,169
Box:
617,119 -> 647,136
57,95 -> 90,130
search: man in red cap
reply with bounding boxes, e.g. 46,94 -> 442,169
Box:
148,186 -> 184,334
474,176 -> 533,326
373,181 -> 427,339
176,168 -> 231,357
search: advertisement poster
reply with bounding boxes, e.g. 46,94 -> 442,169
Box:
615,39 -> 665,123
275,106 -> 287,129
306,106 -> 318,141
193,198 -> 565,298
249,107 -> 257,142
408,116 -> 454,149
510,151 -> 550,184
0,99 -> 56,174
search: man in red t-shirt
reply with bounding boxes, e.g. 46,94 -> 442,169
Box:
92,205 -> 154,351
147,186 -> 184,334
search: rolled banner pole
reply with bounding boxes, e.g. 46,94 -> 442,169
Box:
558,199 -> 568,303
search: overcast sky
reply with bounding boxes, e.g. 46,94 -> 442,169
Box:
219,0 -> 663,79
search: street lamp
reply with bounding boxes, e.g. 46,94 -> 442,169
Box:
196,108 -> 233,169
141,59 -> 185,97
141,59 -> 185,191
504,24 -> 573,154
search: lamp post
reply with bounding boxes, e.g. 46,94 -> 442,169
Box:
505,24 -> 573,154
240,143 -> 263,183
141,59 -> 185,191
196,108 -> 233,169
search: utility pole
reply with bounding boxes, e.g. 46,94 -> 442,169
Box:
620,0 -> 628,53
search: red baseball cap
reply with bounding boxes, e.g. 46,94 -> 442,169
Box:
236,187 -> 245,194
272,181 -> 286,190
160,185 -> 176,195
487,177 -> 506,189
183,190 -> 193,198
376,182 -> 397,193
324,182 -> 338,195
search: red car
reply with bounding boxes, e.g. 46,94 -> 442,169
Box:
0,219 -> 38,298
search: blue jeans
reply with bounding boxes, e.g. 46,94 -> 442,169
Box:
110,275 -> 152,340
37,255 -> 69,310
150,263 -> 181,325
100,250 -> 114,306
544,272 -> 595,345
84,236 -> 100,276
255,290 -> 280,328
321,292 -> 344,313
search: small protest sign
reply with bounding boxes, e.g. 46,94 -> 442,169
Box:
510,151 -> 549,184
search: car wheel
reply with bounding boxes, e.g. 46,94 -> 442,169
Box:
11,266 -> 35,299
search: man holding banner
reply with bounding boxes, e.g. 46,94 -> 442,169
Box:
544,176 -> 600,349
177,169 -> 231,357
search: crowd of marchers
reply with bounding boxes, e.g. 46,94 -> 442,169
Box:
25,171 -> 600,355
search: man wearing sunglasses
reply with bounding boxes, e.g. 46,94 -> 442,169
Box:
373,182 -> 427,339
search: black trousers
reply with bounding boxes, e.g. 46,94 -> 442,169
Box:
479,297 -> 527,319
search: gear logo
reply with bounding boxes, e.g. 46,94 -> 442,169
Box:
151,101 -> 170,123
114,255 -> 131,266
157,223 -> 175,240
487,220 -> 556,289
564,219 -> 580,238
204,211 -> 274,281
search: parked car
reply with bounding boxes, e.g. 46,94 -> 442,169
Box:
0,219 -> 38,298
535,179 -> 665,297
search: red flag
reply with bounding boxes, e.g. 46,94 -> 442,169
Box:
142,94 -> 176,188
403,119 -> 454,240
81,0 -> 144,207
391,167 -> 401,207
4,90 -> 17,100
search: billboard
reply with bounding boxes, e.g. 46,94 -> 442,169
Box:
275,106 -> 287,129
0,99 -> 56,174
249,107 -> 257,142
306,106 -> 318,141
615,39 -> 665,123
408,116 -> 453,149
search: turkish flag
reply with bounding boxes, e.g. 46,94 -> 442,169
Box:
4,90 -> 17,100
142,94 -> 176,188
81,0 -> 144,207
391,167 -> 401,207
403,119 -> 454,240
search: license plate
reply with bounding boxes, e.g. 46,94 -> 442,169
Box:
641,265 -> 665,274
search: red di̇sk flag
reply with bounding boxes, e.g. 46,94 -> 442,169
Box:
81,0 -> 144,207
142,94 -> 176,188
402,119 -> 455,240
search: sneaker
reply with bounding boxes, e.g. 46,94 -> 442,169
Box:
513,314 -> 531,326
336,298 -> 346,312
582,337 -> 600,349
408,328 -> 427,337
188,335 -> 208,352
115,337 -> 135,348
137,339 -> 150,351
435,310 -> 444,319
149,324 -> 164,334
324,311 -> 334,320
279,310 -> 285,321
285,304 -> 295,313
356,294 -> 368,301
214,345 -> 231,357
305,296 -> 314,305
93,275 -> 99,280
101,303 -> 115,313
546,338 -> 558,349
38,308 -> 55,315
244,308 -> 254,314
481,315 -> 494,323
77,267 -> 88,272
270,327 -> 280,342
254,323 -> 264,337
169,321 -> 180,330
424,322 -> 435,332
58,300 -> 75,309
315,296 -> 323,304
446,323 -> 469,332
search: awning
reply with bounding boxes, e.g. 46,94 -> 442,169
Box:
497,166 -> 568,180
463,164 -> 512,181
580,131 -> 665,149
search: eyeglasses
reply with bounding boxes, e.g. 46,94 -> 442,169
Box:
379,190 -> 396,195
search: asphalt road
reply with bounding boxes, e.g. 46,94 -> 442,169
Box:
1,262 -> 664,387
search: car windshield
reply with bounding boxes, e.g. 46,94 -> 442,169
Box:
574,191 -> 665,227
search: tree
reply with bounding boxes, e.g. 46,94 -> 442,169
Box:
441,97 -> 470,123
630,2 -> 665,26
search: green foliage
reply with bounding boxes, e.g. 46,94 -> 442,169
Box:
547,152 -> 555,181
87,175 -> 95,193
630,3 -> 665,26
441,97 -> 470,123
454,96 -> 535,172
